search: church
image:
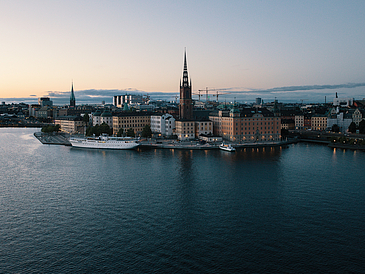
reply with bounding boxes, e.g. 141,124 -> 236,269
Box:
175,50 -> 213,140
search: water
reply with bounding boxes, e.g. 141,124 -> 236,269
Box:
1,128 -> 364,273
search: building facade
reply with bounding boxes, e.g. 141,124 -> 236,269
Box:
112,113 -> 151,136
194,120 -> 213,137
55,116 -> 85,134
311,115 -> 327,131
175,120 -> 195,140
209,107 -> 281,142
150,113 -> 175,137
113,94 -> 144,108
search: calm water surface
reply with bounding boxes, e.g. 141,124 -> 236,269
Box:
1,128 -> 364,273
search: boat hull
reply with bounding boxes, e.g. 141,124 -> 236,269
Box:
70,137 -> 139,150
219,144 -> 236,152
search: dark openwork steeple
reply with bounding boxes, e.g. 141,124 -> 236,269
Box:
70,82 -> 76,107
179,49 -> 193,120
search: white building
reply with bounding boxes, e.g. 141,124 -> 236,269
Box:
327,112 -> 352,132
333,97 -> 354,107
113,94 -> 144,108
151,113 -> 175,137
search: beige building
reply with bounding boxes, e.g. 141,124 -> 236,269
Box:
194,120 -> 213,138
175,120 -> 195,140
295,115 -> 304,130
209,107 -> 281,142
112,113 -> 151,136
55,116 -> 86,134
311,115 -> 327,131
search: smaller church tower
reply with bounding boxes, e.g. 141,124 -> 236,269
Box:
70,82 -> 76,107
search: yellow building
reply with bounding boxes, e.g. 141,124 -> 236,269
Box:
112,113 -> 151,136
311,115 -> 327,131
209,107 -> 281,142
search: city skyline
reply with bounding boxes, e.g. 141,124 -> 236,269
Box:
1,1 -> 365,104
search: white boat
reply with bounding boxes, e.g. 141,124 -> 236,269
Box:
219,143 -> 236,152
69,134 -> 139,150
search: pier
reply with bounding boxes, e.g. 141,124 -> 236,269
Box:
34,132 -> 71,146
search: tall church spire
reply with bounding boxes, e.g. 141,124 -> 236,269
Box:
70,82 -> 76,107
179,49 -> 193,120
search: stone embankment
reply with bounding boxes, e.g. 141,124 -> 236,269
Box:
139,139 -> 291,150
34,132 -> 71,146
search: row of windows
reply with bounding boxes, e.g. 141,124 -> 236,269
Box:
223,121 -> 278,126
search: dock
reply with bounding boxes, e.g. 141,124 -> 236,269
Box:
34,132 -> 71,146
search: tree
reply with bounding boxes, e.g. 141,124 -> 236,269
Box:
331,124 -> 340,133
41,124 -> 60,133
141,125 -> 152,138
117,128 -> 124,137
126,128 -> 135,137
281,128 -> 289,137
86,123 -> 112,136
82,114 -> 89,124
359,120 -> 365,134
348,122 -> 357,133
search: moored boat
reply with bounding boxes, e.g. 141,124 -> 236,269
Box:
69,134 -> 139,150
219,143 -> 236,152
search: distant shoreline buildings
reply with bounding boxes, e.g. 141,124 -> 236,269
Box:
2,51 -> 365,138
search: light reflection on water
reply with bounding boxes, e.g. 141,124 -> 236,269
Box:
1,128 -> 365,273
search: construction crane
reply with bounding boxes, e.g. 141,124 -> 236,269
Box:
192,90 -> 203,101
173,94 -> 179,103
198,87 -> 214,102
212,90 -> 231,102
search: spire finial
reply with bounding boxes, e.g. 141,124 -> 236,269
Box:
184,47 -> 187,71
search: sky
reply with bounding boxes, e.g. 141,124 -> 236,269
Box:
1,0 -> 365,105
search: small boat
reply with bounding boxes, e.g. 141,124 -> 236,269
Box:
69,134 -> 139,150
219,143 -> 236,152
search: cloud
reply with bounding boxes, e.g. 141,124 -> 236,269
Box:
2,82 -> 364,105
224,82 -> 365,95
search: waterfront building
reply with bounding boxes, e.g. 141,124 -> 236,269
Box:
112,113 -> 151,136
327,111 -> 353,132
194,119 -> 213,137
175,120 -> 195,140
209,107 -> 281,142
295,114 -> 304,130
70,82 -> 76,107
281,119 -> 295,130
150,113 -> 175,137
304,115 -> 312,130
311,114 -> 328,131
55,116 -> 85,134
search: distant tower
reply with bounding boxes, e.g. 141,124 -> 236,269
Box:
179,49 -> 193,120
70,82 -> 76,107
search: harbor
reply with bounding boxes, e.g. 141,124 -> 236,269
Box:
34,132 -> 292,150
